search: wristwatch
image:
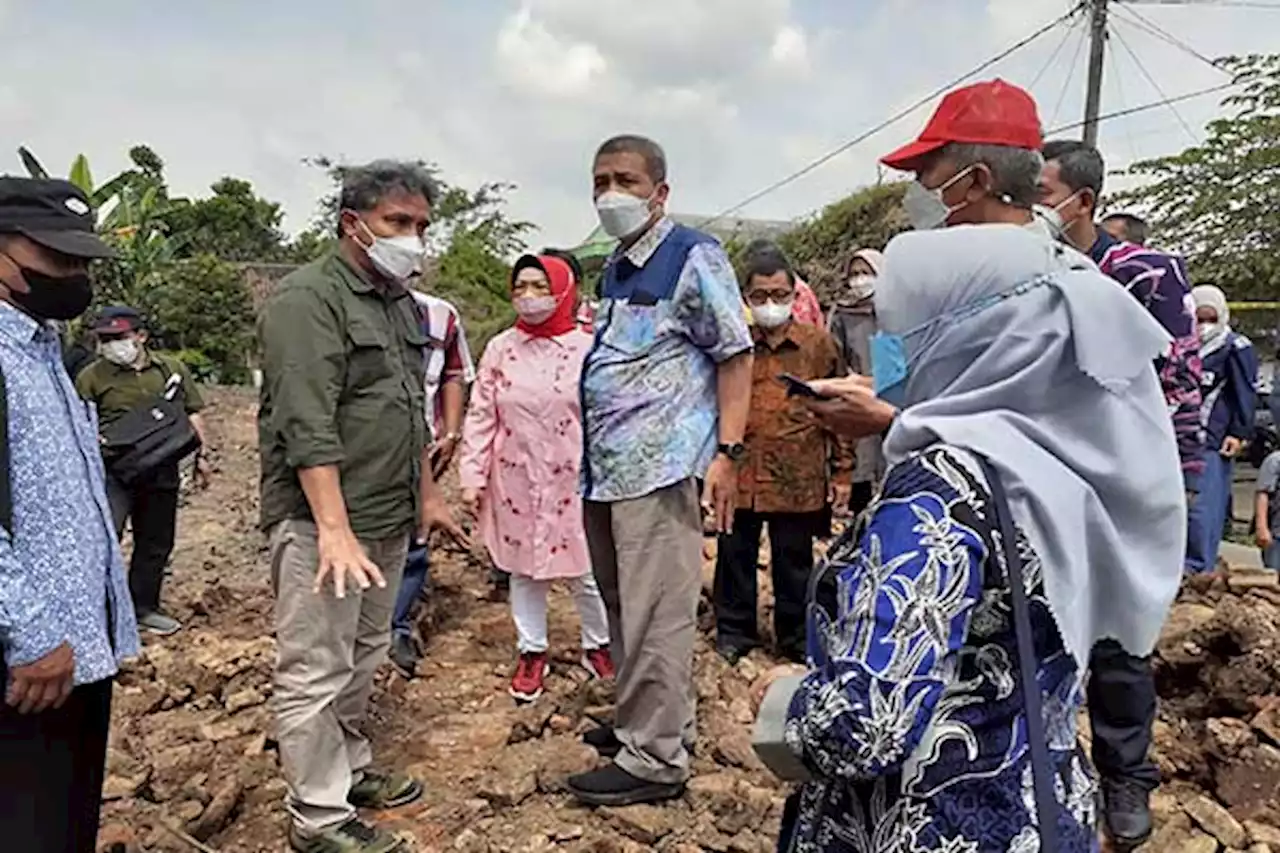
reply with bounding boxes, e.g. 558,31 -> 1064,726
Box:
717,442 -> 746,462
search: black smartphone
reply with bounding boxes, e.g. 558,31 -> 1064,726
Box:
778,374 -> 831,399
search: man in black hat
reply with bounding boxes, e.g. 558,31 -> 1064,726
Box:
0,176 -> 139,852
76,304 -> 209,637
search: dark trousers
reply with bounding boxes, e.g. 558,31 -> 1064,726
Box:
848,481 -> 875,517
0,674 -> 112,852
107,464 -> 180,614
1087,639 -> 1159,789
713,510 -> 816,662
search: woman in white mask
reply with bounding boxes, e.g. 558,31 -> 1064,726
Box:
1186,284 -> 1258,573
827,248 -> 886,516
457,254 -> 615,703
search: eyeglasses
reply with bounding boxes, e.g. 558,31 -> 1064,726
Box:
746,290 -> 795,306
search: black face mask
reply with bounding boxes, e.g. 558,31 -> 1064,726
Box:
6,264 -> 94,322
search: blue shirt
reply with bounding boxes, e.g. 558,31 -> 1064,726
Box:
783,446 -> 1096,852
0,304 -> 138,685
579,218 -> 753,502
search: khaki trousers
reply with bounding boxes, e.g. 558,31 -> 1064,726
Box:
269,519 -> 408,835
583,478 -> 702,785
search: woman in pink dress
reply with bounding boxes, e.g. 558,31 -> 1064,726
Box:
459,254 -> 614,702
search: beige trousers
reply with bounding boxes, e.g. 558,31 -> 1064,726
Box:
269,519 -> 408,835
583,478 -> 702,785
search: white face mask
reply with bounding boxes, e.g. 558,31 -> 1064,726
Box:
847,275 -> 876,300
357,221 -> 425,282
100,338 -> 141,367
514,295 -> 558,326
752,301 -> 793,330
1199,322 -> 1224,343
902,166 -> 976,231
595,190 -> 655,239
1033,190 -> 1083,244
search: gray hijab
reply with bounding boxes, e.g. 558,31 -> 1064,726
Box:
878,224 -> 1185,667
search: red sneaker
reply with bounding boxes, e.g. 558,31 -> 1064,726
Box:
510,651 -> 550,703
582,646 -> 616,681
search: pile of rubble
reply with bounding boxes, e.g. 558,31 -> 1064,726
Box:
1145,568 -> 1280,852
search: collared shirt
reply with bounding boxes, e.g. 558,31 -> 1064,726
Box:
258,250 -> 429,540
74,350 -> 205,426
0,303 -> 138,684
1090,230 -> 1205,487
580,217 -> 753,502
409,292 -> 475,440
738,322 -> 847,514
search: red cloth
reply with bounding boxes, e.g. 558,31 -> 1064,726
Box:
514,254 -> 577,338
793,278 -> 823,327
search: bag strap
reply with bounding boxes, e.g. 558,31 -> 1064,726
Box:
0,364 -> 11,539
976,455 -> 1060,853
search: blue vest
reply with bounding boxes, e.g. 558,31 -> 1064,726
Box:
600,224 -> 717,305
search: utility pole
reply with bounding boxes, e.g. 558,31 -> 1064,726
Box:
1083,0 -> 1109,147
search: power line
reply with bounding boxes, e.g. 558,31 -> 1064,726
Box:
1111,3 -> 1232,73
696,5 -> 1083,227
1051,19 -> 1090,127
1046,80 -> 1235,135
1105,25 -> 1143,162
1123,0 -> 1280,8
1109,20 -> 1201,142
1029,13 -> 1087,90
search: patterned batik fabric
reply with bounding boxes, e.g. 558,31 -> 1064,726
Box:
783,445 -> 1098,853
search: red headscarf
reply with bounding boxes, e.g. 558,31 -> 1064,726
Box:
513,254 -> 578,338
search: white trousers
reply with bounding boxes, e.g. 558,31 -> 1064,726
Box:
509,573 -> 611,654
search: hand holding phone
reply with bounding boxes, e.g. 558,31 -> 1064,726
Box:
778,374 -> 832,399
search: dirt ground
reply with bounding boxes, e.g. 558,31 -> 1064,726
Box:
97,388 -> 1280,853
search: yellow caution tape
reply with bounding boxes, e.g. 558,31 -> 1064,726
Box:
1228,302 -> 1280,310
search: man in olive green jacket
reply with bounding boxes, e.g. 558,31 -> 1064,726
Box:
258,160 -> 466,853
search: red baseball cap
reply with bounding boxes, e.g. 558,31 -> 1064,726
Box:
881,79 -> 1043,173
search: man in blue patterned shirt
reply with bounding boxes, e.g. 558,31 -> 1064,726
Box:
0,177 -> 139,853
569,135 -> 754,806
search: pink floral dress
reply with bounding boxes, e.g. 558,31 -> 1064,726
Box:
458,327 -> 593,581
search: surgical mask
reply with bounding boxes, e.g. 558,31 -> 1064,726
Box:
6,264 -> 94,322
100,338 -> 141,367
595,190 -> 655,239
848,275 -> 876,300
357,221 -> 425,282
1199,322 -> 1224,343
514,294 -> 558,326
751,301 -> 793,330
902,166 -> 975,231
1033,190 -> 1083,244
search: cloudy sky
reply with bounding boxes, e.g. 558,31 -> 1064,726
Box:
3,0 -> 1277,248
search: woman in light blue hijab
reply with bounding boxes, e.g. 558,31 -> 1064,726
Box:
767,223 -> 1184,852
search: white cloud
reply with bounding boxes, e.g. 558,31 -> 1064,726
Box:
770,24 -> 811,77
495,6 -> 607,99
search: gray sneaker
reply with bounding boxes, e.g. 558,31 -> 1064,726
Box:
136,610 -> 182,636
289,818 -> 410,853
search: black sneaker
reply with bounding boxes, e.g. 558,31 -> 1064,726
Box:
567,763 -> 684,807
388,634 -> 420,679
1101,778 -> 1153,849
583,725 -> 622,759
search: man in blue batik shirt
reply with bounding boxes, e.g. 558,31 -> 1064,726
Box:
0,177 -> 139,853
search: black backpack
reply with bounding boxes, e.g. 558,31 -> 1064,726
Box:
98,364 -> 202,485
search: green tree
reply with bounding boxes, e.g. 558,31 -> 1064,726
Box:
1113,54 -> 1280,303
146,254 -> 256,383
724,182 -> 906,305
162,177 -> 294,262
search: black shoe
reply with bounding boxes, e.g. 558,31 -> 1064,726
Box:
567,763 -> 684,807
389,634 -> 420,679
583,725 -> 622,759
1101,778 -> 1153,849
715,639 -> 755,666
